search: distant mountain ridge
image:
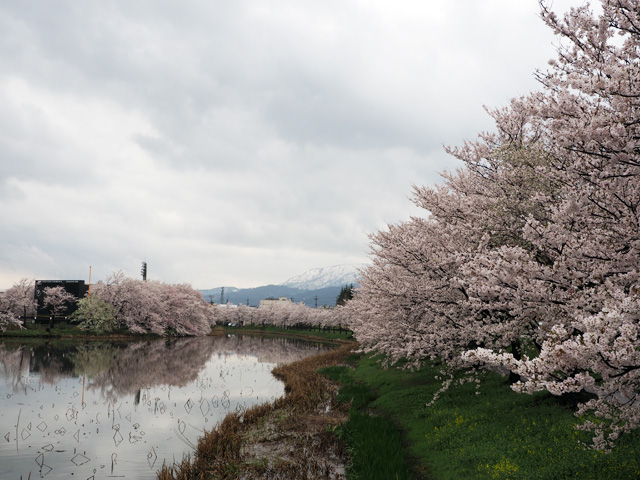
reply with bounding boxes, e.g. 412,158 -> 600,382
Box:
199,264 -> 365,308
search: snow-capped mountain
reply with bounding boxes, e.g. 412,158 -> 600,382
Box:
280,264 -> 365,290
199,264 -> 367,307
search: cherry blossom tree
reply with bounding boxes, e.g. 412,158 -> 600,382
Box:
157,282 -> 213,336
0,278 -> 35,329
212,300 -> 345,331
346,137 -> 558,371
462,0 -> 640,449
90,272 -> 213,335
346,0 -> 640,448
43,286 -> 78,322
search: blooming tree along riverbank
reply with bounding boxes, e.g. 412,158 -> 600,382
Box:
345,0 -> 640,450
83,272 -> 213,335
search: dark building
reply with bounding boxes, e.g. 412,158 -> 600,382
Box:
34,280 -> 88,319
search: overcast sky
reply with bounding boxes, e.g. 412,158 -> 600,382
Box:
0,0 -> 582,290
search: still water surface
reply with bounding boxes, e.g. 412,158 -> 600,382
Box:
0,335 -> 330,479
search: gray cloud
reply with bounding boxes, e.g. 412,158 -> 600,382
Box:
0,0 -> 581,289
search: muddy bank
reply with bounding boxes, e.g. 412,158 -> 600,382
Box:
157,341 -> 356,479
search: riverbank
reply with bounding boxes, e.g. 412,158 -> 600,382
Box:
157,339 -> 356,479
0,323 -> 156,341
327,354 -> 640,480
209,324 -> 353,343
170,326 -> 640,479
155,326 -> 414,479
0,323 -> 352,343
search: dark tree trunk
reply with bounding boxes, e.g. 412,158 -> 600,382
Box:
507,340 -> 522,384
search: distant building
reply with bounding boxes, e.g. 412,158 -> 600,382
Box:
34,280 -> 88,318
216,303 -> 238,309
259,297 -> 292,307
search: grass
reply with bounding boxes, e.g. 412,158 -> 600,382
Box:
3,322 -> 352,342
320,362 -> 413,480
337,410 -> 412,479
323,353 -> 640,480
1,322 -> 80,337
0,322 -> 144,339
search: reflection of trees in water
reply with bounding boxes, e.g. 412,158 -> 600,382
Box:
88,336 -> 331,399
217,335 -> 330,365
0,341 -> 79,389
0,344 -> 30,392
87,337 -> 217,399
0,336 -> 332,399
66,342 -> 119,378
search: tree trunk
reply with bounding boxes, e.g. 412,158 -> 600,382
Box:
507,340 -> 522,384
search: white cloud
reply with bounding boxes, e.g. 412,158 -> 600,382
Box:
0,0 -> 583,290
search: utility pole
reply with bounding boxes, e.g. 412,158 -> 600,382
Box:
220,287 -> 224,305
141,261 -> 147,281
314,295 -> 318,308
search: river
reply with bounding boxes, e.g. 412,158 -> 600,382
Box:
0,334 -> 330,479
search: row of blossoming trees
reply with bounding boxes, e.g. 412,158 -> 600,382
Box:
0,274 -> 346,335
342,0 -> 640,450
213,301 -> 345,329
0,273 -> 215,336
78,272 -> 213,335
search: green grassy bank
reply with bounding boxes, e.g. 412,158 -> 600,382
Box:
0,322 -> 143,339
322,354 -> 640,480
1,322 -> 352,342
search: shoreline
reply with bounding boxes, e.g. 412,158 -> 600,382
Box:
0,325 -> 359,478
158,339 -> 357,479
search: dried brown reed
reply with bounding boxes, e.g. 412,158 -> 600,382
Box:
157,341 -> 355,480
271,342 -> 354,411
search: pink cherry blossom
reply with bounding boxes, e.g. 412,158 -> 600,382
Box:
344,0 -> 640,448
